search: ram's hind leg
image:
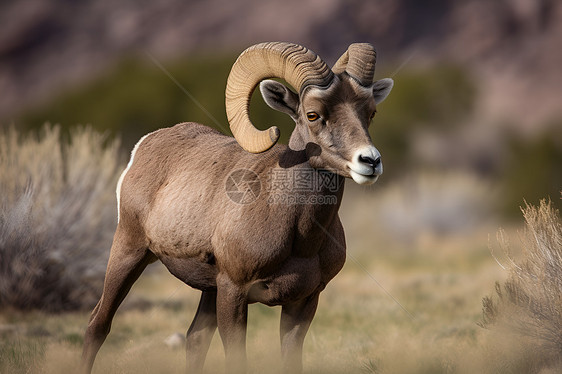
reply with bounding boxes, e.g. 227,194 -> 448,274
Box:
81,226 -> 154,373
186,290 -> 217,373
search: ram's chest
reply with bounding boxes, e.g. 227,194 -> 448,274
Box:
247,254 -> 324,306
212,222 -> 340,305
212,212 -> 325,277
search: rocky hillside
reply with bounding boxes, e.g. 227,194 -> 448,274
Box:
1,0 -> 561,129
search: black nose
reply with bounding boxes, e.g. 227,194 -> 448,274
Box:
359,155 -> 381,168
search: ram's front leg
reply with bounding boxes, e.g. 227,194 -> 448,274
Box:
216,273 -> 248,374
280,291 -> 320,374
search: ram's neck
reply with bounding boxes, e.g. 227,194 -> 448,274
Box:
274,142 -> 346,224
282,127 -> 346,207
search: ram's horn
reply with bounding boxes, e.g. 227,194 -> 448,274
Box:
226,42 -> 334,153
332,43 -> 376,87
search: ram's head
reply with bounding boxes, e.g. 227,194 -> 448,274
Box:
226,42 -> 393,185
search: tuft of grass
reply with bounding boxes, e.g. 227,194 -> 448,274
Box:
0,339 -> 46,374
62,332 -> 84,347
481,198 -> 562,369
361,358 -> 381,373
0,125 -> 124,312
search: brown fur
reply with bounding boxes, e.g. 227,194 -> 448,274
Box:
81,72 -> 391,374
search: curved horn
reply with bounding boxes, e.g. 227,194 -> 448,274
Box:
332,43 -> 376,86
226,42 -> 334,153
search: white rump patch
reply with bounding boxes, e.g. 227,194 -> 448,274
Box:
116,130 -> 159,222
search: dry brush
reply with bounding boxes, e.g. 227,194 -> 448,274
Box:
482,197 -> 562,370
0,125 -> 123,312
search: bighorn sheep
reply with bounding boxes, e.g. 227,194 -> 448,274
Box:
81,42 -> 393,373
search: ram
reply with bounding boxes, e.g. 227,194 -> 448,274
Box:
81,42 -> 393,374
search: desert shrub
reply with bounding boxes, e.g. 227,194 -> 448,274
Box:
0,125 -> 123,312
482,198 -> 562,370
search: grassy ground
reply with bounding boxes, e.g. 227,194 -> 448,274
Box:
0,182 -> 538,374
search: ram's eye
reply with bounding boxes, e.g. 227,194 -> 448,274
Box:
370,111 -> 377,120
306,112 -> 319,122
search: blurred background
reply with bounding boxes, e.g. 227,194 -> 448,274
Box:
1,0 -> 561,373
2,0 -> 561,215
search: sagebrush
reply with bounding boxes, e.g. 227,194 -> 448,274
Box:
0,125 -> 123,311
482,198 -> 562,369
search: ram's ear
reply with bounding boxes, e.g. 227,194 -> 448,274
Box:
372,78 -> 394,104
259,80 -> 299,120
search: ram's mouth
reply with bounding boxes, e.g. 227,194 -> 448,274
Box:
347,162 -> 383,185
349,169 -> 379,185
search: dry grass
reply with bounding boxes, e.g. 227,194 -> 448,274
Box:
0,237 -> 502,374
0,125 -> 123,311
0,161 -> 557,373
481,198 -> 562,372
